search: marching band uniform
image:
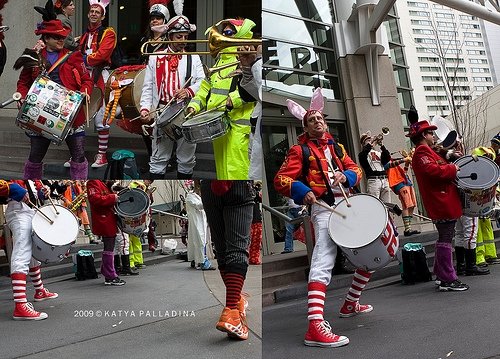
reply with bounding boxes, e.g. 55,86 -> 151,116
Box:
408,120 -> 468,291
140,15 -> 204,179
77,0 -> 116,168
15,8 -> 93,180
1,180 -> 58,320
274,88 -> 372,348
187,18 -> 257,180
87,180 -> 125,285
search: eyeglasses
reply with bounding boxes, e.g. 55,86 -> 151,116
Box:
170,22 -> 190,32
222,29 -> 236,36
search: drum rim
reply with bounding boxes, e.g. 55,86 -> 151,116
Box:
455,155 -> 500,189
31,204 -> 79,246
182,111 -> 225,126
328,193 -> 389,249
115,188 -> 150,216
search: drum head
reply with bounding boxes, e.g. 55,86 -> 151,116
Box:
116,188 -> 150,216
182,111 -> 225,127
32,205 -> 79,245
157,100 -> 186,125
455,155 -> 500,189
328,194 -> 388,248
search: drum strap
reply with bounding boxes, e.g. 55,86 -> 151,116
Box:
23,180 -> 39,207
300,144 -> 337,206
46,52 -> 73,74
185,55 -> 192,85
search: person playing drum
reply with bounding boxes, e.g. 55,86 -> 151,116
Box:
15,2 -> 93,180
1,180 -> 59,320
407,118 -> 469,291
71,0 -> 116,169
186,18 -> 257,180
139,12 -> 205,179
87,180 -> 126,286
274,88 -> 373,348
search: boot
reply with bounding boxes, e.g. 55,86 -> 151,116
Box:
69,159 -> 88,180
114,255 -> 122,274
465,248 -> 490,276
23,161 -> 43,180
149,172 -> 164,180
177,171 -> 192,179
454,246 -> 466,275
120,254 -> 139,276
333,251 -> 354,275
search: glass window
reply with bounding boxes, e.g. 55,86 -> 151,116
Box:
263,0 -> 333,24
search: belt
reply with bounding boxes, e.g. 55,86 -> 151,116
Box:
367,175 -> 387,180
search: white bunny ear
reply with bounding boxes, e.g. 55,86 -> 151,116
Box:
310,88 -> 324,112
286,99 -> 306,121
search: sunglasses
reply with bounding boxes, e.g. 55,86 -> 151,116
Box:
424,130 -> 434,135
222,29 -> 236,36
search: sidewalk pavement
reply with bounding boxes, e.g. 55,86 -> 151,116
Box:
0,258 -> 262,359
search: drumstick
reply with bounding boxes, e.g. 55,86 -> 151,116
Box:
189,103 -> 226,120
46,196 -> 60,215
84,89 -> 90,128
27,200 -> 54,225
326,162 -> 351,207
413,213 -> 432,222
130,76 -> 193,122
315,201 -> 346,219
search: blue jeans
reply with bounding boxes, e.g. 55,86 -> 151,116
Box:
284,207 -> 302,252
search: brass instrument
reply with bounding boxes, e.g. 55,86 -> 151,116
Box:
371,127 -> 390,145
203,60 -> 240,78
69,190 -> 87,212
140,26 -> 261,57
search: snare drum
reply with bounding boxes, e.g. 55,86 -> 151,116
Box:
327,194 -> 399,271
156,100 -> 187,140
31,204 -> 79,264
181,111 -> 228,144
455,155 -> 500,216
16,75 -> 84,145
115,188 -> 151,236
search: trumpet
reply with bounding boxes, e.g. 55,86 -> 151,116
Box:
69,190 -> 87,212
140,26 -> 261,57
371,127 -> 390,145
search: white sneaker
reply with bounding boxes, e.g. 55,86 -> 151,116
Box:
63,158 -> 71,168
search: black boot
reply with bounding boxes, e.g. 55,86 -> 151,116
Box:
465,248 -> 490,276
120,254 -> 139,276
114,255 -> 122,274
454,247 -> 466,275
177,171 -> 192,179
333,251 -> 354,275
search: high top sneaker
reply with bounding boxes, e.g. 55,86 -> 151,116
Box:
236,294 -> 249,327
34,288 -> 59,302
304,320 -> 349,347
339,300 -> 373,318
216,307 -> 249,340
63,158 -> 72,168
91,153 -> 108,168
13,302 -> 48,321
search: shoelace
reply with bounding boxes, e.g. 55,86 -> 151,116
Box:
318,320 -> 336,338
24,302 -> 38,315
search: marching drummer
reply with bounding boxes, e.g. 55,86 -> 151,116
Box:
407,117 -> 469,291
186,18 -> 257,180
139,11 -> 205,180
87,180 -> 126,286
14,1 -> 93,180
1,180 -> 58,320
274,88 -> 373,348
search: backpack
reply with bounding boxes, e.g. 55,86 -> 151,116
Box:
81,27 -> 123,70
103,149 -> 140,180
400,243 -> 432,284
74,250 -> 98,281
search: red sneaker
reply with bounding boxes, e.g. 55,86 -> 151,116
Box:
216,307 -> 249,340
304,320 -> 349,347
34,288 -> 59,302
91,153 -> 108,168
13,302 -> 48,320
339,300 -> 373,318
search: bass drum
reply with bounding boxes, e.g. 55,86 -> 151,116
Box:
106,65 -> 149,134
31,204 -> 79,264
328,194 -> 399,271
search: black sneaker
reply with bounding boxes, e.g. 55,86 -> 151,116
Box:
104,277 -> 126,286
486,258 -> 500,265
438,279 -> 469,292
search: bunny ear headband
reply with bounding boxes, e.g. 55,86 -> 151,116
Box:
286,88 -> 325,126
89,0 -> 110,16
